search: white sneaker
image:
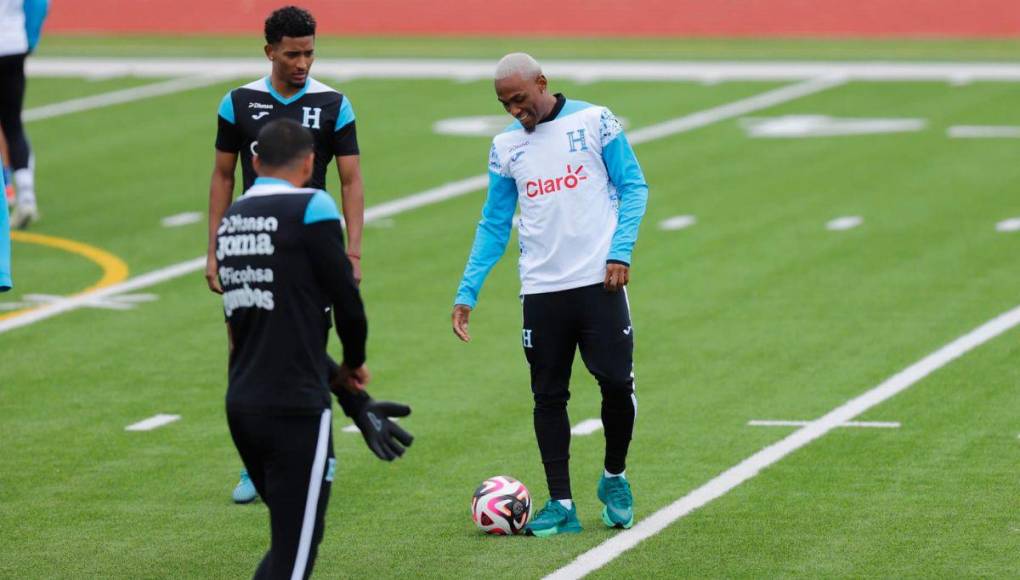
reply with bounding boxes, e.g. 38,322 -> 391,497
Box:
10,203 -> 39,229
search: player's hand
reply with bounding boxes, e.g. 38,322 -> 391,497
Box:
333,363 -> 371,392
205,253 -> 223,294
354,399 -> 414,461
347,254 -> 362,286
604,263 -> 630,292
452,304 -> 472,342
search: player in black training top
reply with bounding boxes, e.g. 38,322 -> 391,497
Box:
220,119 -> 412,580
207,5 -> 365,297
210,5 -> 367,504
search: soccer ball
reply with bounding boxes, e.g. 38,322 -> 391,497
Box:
471,475 -> 532,535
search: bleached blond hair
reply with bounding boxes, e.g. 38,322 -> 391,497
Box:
494,52 -> 542,81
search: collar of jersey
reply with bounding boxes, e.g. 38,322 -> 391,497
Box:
264,76 -> 309,106
254,177 -> 294,188
244,177 -> 316,198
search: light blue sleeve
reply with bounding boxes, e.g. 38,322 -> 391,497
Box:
23,0 -> 49,52
304,190 -> 342,224
454,171 -> 518,308
335,95 -> 355,131
0,161 -> 11,292
604,132 -> 648,265
218,92 -> 235,124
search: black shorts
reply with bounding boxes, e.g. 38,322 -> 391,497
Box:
521,283 -> 634,403
228,409 -> 335,580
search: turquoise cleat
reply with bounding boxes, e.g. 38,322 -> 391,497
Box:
232,468 -> 258,504
525,500 -> 582,537
597,474 -> 634,529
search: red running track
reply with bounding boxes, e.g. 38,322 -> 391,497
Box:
48,0 -> 1020,37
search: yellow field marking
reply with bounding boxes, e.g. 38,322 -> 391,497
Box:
0,232 -> 129,321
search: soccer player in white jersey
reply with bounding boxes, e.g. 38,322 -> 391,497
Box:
452,53 -> 649,536
0,0 -> 49,228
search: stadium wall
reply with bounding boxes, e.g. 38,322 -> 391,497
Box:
47,1 -> 1020,37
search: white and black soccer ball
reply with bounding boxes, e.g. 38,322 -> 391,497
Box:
471,475 -> 532,535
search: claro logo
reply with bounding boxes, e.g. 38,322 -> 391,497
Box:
526,164 -> 587,198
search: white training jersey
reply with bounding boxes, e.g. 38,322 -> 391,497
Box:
0,0 -> 27,57
491,99 -> 621,293
455,95 -> 648,308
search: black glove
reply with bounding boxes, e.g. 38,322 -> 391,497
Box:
353,399 -> 414,461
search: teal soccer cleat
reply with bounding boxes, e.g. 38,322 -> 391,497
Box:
232,468 -> 258,504
525,500 -> 583,537
597,474 -> 634,529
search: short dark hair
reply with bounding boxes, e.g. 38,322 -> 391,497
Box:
264,6 -> 316,45
255,119 -> 314,168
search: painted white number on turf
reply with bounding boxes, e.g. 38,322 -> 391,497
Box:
302,107 -> 322,129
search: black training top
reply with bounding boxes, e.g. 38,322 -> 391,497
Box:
218,177 -> 366,414
215,76 -> 360,191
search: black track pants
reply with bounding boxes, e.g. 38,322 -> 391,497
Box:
228,409 -> 335,580
522,283 -> 636,500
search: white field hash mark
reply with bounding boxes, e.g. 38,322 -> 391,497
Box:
659,215 -> 696,231
827,216 -> 863,231
545,303 -> 1020,580
571,419 -> 604,435
125,414 -> 181,432
948,125 -> 1020,139
995,218 -> 1020,233
0,77 -> 843,336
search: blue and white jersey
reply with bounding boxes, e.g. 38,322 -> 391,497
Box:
455,94 -> 648,308
0,159 -> 10,292
0,0 -> 48,57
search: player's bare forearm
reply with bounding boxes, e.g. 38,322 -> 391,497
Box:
207,151 -> 238,293
337,155 -> 365,282
340,179 -> 364,254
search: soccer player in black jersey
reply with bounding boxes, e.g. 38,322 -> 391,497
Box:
220,119 -> 412,579
208,5 -> 364,292
209,5 -> 367,503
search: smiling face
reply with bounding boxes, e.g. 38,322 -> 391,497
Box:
266,35 -> 315,90
495,73 -> 555,133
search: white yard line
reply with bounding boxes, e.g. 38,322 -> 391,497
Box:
24,75 -> 229,122
125,413 -> 181,431
545,303 -> 1020,580
748,419 -> 900,428
27,58 -> 1020,83
571,418 -> 604,436
0,77 -> 840,335
161,211 -> 204,228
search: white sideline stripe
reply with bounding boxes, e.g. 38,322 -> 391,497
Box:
125,414 -> 180,431
23,76 -> 228,122
292,409 -> 331,580
748,419 -> 901,428
26,58 -> 1020,83
948,125 -> 1020,139
0,78 -> 838,335
571,419 -> 604,435
545,303 -> 1020,580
